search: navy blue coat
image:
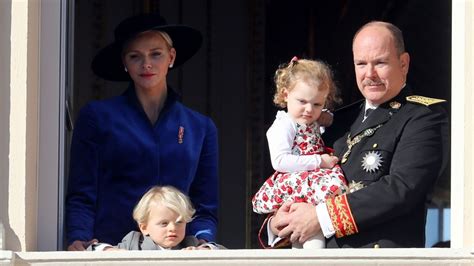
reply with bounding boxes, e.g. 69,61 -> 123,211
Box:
66,86 -> 218,245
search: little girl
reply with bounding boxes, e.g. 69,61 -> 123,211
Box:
252,57 -> 348,249
89,186 -> 222,250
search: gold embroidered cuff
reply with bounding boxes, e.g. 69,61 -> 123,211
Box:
326,194 -> 358,238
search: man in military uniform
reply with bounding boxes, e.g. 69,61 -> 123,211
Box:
267,21 -> 448,248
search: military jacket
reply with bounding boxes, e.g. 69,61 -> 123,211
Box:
323,86 -> 448,248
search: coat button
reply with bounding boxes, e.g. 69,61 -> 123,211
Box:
373,244 -> 380,248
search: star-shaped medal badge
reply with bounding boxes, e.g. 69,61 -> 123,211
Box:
361,151 -> 383,173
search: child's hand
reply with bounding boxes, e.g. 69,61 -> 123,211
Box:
182,246 -> 198,250
317,110 -> 333,127
103,247 -> 122,251
182,245 -> 212,250
320,154 -> 338,168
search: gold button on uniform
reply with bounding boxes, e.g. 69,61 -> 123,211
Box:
373,244 -> 380,248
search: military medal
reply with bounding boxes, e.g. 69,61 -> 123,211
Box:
341,124 -> 383,164
347,180 -> 365,193
389,101 -> 401,109
361,151 -> 383,172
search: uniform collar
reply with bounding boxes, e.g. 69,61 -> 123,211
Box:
350,85 -> 412,137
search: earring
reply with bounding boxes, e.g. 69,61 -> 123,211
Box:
169,64 -> 173,68
124,67 -> 128,72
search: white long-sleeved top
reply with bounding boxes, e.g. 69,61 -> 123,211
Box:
266,111 -> 322,172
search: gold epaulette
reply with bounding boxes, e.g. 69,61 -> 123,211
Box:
406,95 -> 446,106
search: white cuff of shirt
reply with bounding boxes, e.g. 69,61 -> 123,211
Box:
266,217 -> 282,247
316,203 -> 336,238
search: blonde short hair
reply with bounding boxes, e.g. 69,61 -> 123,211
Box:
273,58 -> 341,110
133,186 -> 195,225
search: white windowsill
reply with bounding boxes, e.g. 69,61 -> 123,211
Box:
7,248 -> 474,265
0,250 -> 13,264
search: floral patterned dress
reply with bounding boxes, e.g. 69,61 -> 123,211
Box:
252,122 -> 348,214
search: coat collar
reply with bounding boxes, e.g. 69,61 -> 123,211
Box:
124,83 -> 180,110
140,234 -> 161,250
123,84 -> 180,125
349,86 -> 413,137
139,234 -> 200,250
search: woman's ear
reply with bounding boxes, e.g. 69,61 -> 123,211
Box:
169,47 -> 177,67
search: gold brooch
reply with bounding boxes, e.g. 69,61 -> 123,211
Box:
178,126 -> 184,144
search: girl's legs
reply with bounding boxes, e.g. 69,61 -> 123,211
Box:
292,230 -> 325,249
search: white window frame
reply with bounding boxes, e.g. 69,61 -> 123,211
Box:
450,0 -> 472,248
37,0 -> 71,251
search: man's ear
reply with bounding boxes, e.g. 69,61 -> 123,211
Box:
400,52 -> 410,75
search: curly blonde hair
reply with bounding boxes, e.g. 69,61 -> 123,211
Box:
273,58 -> 341,110
133,186 -> 195,226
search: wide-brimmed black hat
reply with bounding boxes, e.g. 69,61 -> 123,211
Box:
91,13 -> 202,81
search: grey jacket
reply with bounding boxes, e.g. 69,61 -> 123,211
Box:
88,231 -> 225,250
117,231 -> 199,250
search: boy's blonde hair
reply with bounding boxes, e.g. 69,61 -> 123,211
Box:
133,186 -> 195,225
273,58 -> 341,110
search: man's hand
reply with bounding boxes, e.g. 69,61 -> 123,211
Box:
67,239 -> 98,251
269,201 -> 292,235
317,110 -> 334,127
277,203 -> 321,244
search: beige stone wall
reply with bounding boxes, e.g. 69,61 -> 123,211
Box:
4,0 -> 39,251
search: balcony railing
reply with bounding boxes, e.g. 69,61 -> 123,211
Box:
1,248 -> 473,265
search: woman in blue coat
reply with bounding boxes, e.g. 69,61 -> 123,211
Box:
66,13 -> 218,251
